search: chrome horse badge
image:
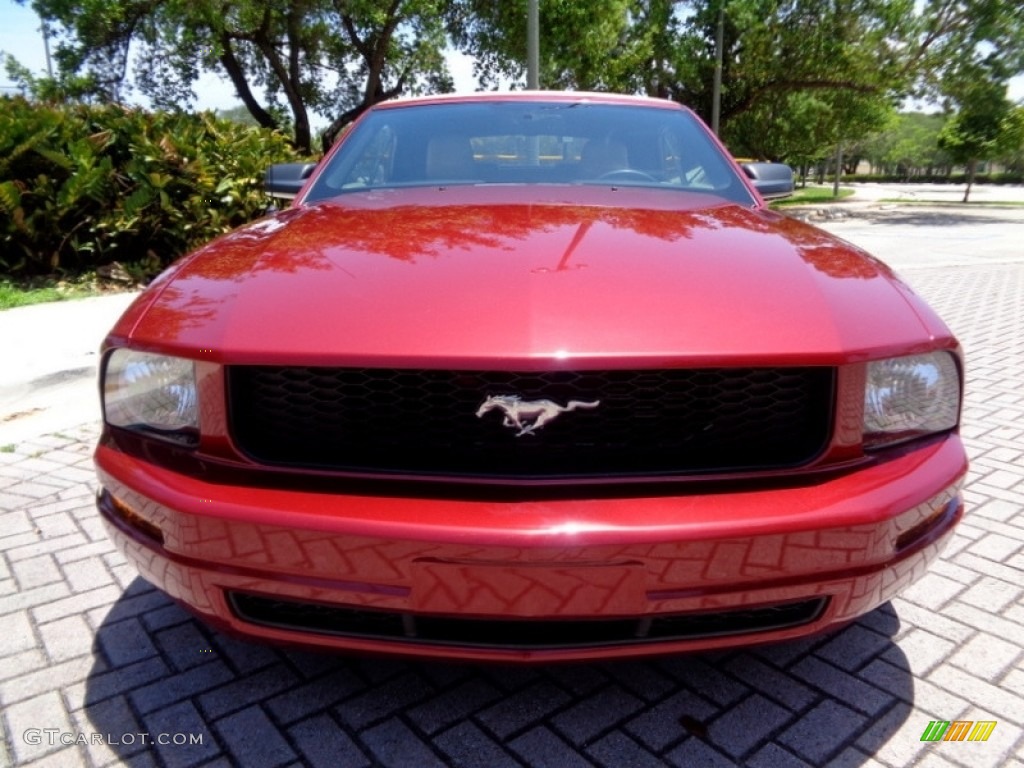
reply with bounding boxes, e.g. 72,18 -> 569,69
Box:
476,395 -> 600,437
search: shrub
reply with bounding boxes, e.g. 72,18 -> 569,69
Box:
845,172 -> 1024,185
0,97 -> 304,277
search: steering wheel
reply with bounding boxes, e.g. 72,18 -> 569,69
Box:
597,169 -> 658,182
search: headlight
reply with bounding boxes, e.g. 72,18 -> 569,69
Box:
102,350 -> 198,445
863,351 -> 960,449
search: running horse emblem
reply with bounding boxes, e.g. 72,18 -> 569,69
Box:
475,394 -> 601,437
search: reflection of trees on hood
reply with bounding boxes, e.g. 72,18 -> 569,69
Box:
182,196 -> 725,274
227,197 -> 768,266
134,284 -> 221,339
172,209 -> 336,282
172,191 -> 890,284
780,221 -> 887,280
795,243 -> 885,280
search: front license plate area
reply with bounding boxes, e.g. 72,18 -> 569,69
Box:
410,560 -> 645,617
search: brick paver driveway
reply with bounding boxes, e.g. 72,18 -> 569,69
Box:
1,209 -> 1022,767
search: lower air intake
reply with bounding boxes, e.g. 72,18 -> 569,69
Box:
228,592 -> 828,649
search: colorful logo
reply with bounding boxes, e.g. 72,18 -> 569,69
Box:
920,720 -> 997,742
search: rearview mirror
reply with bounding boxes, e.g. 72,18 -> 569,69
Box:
740,162 -> 794,200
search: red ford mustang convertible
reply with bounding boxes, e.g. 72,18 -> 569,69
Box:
95,92 -> 966,662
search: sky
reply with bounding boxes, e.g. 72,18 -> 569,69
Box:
2,0 -> 1023,114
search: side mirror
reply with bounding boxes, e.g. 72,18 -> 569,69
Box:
740,162 -> 794,200
264,163 -> 317,200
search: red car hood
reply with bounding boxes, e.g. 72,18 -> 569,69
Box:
116,186 -> 948,368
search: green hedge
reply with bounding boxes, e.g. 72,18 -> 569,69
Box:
0,97 -> 303,277
844,172 -> 1024,184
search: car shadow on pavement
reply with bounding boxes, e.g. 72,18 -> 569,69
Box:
857,209 -> 1017,227
82,578 -> 913,767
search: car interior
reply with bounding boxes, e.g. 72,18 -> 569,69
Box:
305,101 -> 752,204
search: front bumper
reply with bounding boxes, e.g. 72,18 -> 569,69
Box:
95,435 -> 966,663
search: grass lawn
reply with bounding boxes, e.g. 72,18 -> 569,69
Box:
0,274 -> 125,311
771,185 -> 856,207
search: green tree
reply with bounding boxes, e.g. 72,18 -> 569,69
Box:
726,88 -> 895,168
22,0 -> 453,153
3,52 -> 102,103
450,2 -> 914,122
912,0 -> 1024,100
449,0 -> 1023,163
996,105 -> 1024,174
855,111 -> 949,177
446,0 -> 637,90
938,73 -> 1015,200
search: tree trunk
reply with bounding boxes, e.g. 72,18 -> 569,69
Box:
322,2 -> 408,151
218,35 -> 278,132
250,8 -> 312,153
963,159 -> 976,203
285,8 -> 311,154
833,142 -> 843,197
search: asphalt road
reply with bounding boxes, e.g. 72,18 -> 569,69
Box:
792,190 -> 1024,270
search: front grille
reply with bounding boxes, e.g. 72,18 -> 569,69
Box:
227,367 -> 833,478
228,592 -> 828,649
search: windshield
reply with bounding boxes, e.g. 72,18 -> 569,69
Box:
304,101 -> 755,206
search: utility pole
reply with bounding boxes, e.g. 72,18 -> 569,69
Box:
527,0 -> 539,89
711,3 -> 724,134
41,20 -> 54,79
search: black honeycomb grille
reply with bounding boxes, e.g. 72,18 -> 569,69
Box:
227,367 -> 834,478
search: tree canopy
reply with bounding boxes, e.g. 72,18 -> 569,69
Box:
938,69 -> 1019,199
21,0 -> 453,153
447,0 -> 1023,161
15,0 -> 1024,164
